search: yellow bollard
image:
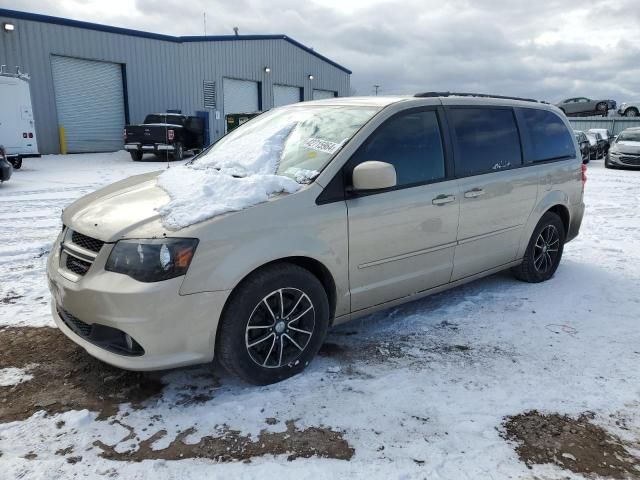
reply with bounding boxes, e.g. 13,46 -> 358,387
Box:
59,126 -> 67,154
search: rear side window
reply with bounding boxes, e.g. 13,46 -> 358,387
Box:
449,108 -> 522,176
349,110 -> 445,187
517,108 -> 575,162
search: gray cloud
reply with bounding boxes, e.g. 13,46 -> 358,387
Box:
3,0 -> 640,101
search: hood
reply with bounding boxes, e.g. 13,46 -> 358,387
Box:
62,171 -> 170,242
612,141 -> 640,155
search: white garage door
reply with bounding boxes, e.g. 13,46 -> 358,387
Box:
223,78 -> 259,116
312,89 -> 336,100
273,85 -> 301,107
51,56 -> 125,153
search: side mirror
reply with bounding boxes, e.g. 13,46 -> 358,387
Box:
352,161 -> 397,191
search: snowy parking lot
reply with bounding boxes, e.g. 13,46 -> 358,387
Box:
1,152 -> 640,479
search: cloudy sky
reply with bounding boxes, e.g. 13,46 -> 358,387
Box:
4,0 -> 640,101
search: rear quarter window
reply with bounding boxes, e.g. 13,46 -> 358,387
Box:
516,108 -> 575,162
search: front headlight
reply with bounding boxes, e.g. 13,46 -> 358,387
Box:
105,238 -> 198,282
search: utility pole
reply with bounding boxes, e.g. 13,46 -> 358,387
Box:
373,84 -> 380,96
203,12 -> 207,36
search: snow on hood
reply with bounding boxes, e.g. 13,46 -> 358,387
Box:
156,123 -> 301,230
140,123 -> 183,128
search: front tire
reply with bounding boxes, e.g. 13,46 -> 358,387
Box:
512,212 -> 565,283
216,263 -> 330,385
625,107 -> 638,117
129,151 -> 143,161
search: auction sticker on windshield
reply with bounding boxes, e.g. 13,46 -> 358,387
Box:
303,138 -> 342,155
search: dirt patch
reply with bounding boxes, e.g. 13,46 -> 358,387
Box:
94,420 -> 354,462
0,327 -> 165,422
502,410 -> 640,479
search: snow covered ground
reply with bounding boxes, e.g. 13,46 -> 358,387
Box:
1,152 -> 639,479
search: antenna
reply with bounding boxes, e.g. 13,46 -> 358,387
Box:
203,12 -> 207,36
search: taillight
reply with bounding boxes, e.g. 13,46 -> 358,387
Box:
168,129 -> 174,141
28,132 -> 33,138
581,164 -> 587,184
22,132 -> 27,138
123,129 -> 127,140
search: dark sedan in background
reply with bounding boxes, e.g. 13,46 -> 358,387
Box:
557,97 -> 614,117
585,131 -> 607,160
574,131 -> 591,163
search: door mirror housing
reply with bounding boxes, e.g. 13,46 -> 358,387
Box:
352,161 -> 397,191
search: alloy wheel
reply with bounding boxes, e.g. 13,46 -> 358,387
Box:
533,225 -> 560,274
245,288 -> 315,368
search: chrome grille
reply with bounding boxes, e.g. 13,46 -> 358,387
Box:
65,255 -> 92,276
59,227 -> 104,280
71,230 -> 104,253
620,156 -> 640,166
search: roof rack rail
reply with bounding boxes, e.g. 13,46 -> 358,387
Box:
414,91 -> 542,103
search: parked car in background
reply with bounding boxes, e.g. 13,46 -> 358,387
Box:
0,68 -> 41,169
588,128 -> 613,153
0,146 -> 13,183
124,113 -> 205,161
617,102 -> 640,117
574,130 -> 591,163
585,131 -> 606,160
556,97 -> 611,117
48,93 -> 585,385
606,127 -> 640,169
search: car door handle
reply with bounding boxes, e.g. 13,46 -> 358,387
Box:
464,188 -> 485,199
432,194 -> 456,206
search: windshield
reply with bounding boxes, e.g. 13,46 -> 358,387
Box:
144,114 -> 184,125
192,105 -> 380,183
617,131 -> 640,142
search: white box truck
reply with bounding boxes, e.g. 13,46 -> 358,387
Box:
0,66 -> 40,169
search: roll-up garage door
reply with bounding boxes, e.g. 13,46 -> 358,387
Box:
312,89 -> 337,100
51,56 -> 125,153
273,85 -> 302,107
223,78 -> 260,116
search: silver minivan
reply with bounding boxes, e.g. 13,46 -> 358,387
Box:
47,93 -> 586,384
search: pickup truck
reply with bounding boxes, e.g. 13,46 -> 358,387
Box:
123,113 -> 205,161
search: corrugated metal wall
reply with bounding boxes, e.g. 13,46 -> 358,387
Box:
569,117 -> 640,135
0,14 -> 351,154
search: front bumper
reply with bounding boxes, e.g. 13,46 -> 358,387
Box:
47,236 -> 231,371
608,152 -> 640,168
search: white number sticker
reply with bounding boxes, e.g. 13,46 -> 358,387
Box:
303,138 -> 342,155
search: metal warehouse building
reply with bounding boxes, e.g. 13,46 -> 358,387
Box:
0,8 -> 351,154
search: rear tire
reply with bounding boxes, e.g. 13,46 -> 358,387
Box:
625,107 -> 638,117
596,102 -> 607,116
512,212 -> 565,283
9,157 -> 22,169
129,151 -> 143,161
216,263 -> 330,385
171,142 -> 184,161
